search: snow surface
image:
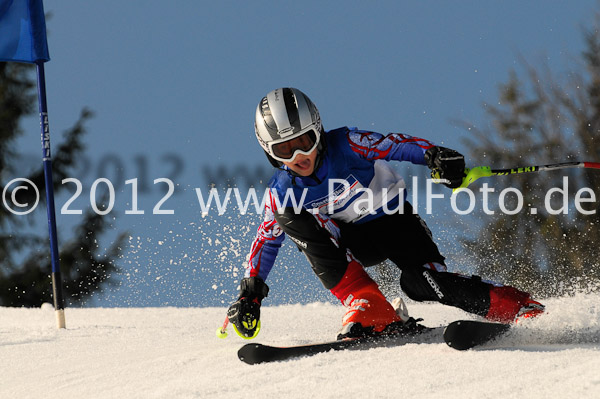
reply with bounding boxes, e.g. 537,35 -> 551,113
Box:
1,294 -> 600,399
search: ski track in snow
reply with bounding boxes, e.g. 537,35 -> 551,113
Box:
1,294 -> 599,399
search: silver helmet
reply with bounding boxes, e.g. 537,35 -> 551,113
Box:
255,88 -> 323,165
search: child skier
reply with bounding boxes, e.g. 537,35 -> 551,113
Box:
227,87 -> 544,339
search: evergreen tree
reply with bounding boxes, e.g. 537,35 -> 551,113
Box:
0,63 -> 125,307
461,20 -> 600,296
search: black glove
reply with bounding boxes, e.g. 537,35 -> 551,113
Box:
424,146 -> 466,188
227,277 -> 269,339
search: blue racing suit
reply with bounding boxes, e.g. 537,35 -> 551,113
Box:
245,126 -> 435,281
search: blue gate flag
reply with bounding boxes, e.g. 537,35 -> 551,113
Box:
0,0 -> 49,63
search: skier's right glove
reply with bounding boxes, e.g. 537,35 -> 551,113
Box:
227,277 -> 269,339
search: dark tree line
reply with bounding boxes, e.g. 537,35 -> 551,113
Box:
371,15 -> 600,300
0,62 -> 125,307
461,18 -> 600,296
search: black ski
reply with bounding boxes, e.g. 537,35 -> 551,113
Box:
443,320 -> 511,350
238,326 -> 442,365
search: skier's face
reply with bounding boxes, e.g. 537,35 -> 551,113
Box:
282,148 -> 318,176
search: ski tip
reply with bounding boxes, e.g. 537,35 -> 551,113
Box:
443,321 -> 471,351
238,343 -> 265,365
444,320 -> 511,351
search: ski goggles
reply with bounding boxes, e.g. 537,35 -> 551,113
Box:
269,128 -> 320,162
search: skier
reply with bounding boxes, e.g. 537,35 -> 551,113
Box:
227,87 -> 544,340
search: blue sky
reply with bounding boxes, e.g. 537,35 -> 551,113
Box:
12,0 -> 599,306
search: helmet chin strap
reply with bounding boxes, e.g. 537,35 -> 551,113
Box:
313,133 -> 327,171
264,150 -> 282,168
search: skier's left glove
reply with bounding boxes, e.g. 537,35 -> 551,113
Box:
424,146 -> 466,189
227,277 -> 269,339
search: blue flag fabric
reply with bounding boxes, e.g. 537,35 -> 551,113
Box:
0,0 -> 49,63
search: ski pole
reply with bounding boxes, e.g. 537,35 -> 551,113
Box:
216,316 -> 229,339
442,161 -> 600,191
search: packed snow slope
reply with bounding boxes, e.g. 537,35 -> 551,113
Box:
1,294 -> 599,399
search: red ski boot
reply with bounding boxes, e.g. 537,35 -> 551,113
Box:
486,285 -> 545,323
330,260 -> 401,339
